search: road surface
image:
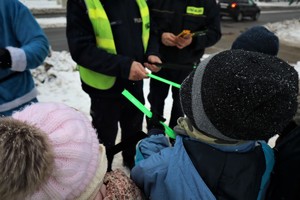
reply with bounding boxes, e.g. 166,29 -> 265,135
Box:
44,8 -> 300,63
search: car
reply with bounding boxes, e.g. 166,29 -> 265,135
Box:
218,0 -> 261,21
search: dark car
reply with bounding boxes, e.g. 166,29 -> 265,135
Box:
218,0 -> 261,21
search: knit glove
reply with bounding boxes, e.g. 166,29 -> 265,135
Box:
103,169 -> 144,200
0,48 -> 12,69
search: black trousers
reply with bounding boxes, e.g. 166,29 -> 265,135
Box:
89,86 -> 144,171
147,68 -> 191,129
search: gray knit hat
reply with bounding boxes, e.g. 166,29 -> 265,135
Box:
231,26 -> 279,56
180,49 -> 298,141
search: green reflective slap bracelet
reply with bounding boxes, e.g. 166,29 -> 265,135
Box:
122,89 -> 176,139
147,73 -> 181,89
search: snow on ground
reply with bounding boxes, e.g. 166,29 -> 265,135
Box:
20,0 -> 63,9
266,19 -> 300,48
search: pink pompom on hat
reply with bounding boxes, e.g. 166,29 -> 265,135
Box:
0,102 -> 107,200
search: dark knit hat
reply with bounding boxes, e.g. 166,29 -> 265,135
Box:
231,26 -> 279,56
180,49 -> 298,141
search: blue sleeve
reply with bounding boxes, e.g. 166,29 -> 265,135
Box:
14,1 -> 49,69
131,147 -> 171,198
135,133 -> 170,164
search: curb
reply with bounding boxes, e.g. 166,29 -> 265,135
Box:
259,6 -> 300,10
30,7 -> 66,17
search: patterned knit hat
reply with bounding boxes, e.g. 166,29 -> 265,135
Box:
231,26 -> 279,56
180,49 -> 298,141
0,102 -> 107,200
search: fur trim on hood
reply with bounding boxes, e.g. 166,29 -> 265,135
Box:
0,117 -> 54,200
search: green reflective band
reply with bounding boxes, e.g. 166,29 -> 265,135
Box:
160,122 -> 176,139
140,6 -> 149,17
95,37 -> 116,54
122,89 -> 176,139
148,73 -> 181,89
88,8 -> 103,18
186,6 -> 204,15
138,0 -> 150,50
79,65 -> 116,89
122,89 -> 152,118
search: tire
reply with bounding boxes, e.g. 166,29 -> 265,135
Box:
252,12 -> 260,21
235,12 -> 243,22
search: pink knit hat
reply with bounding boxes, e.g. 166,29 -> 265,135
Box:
0,102 -> 107,200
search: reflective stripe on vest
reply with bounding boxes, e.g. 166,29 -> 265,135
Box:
80,0 -> 150,90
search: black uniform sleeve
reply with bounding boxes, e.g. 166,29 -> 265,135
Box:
145,0 -> 161,59
193,0 -> 222,50
147,0 -> 164,40
66,0 -> 132,79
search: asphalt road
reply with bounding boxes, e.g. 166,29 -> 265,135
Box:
205,8 -> 300,63
44,8 -> 300,63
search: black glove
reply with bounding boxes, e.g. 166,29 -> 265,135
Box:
0,48 -> 12,69
146,111 -> 166,132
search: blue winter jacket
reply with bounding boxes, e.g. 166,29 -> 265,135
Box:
131,135 -> 216,200
131,134 -> 274,200
0,0 -> 49,116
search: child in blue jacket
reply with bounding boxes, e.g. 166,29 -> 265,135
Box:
0,0 -> 49,116
131,49 -> 299,200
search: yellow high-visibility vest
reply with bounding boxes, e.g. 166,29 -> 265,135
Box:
79,0 -> 150,90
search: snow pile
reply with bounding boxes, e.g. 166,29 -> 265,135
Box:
32,51 -> 90,116
20,0 -> 62,9
266,19 -> 300,48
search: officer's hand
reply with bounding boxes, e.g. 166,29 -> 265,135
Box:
144,55 -> 161,73
128,61 -> 148,81
176,35 -> 193,49
161,32 -> 177,47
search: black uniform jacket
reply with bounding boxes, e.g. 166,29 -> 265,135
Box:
147,0 -> 222,65
66,0 -> 160,96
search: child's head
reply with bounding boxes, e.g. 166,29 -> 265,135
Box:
0,102 -> 107,200
231,26 -> 279,56
180,49 -> 298,142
